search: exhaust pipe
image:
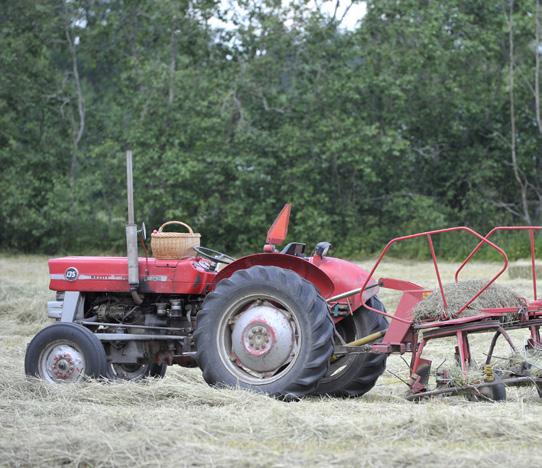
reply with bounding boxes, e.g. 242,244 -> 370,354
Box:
125,150 -> 143,305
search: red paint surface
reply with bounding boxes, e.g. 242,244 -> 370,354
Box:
49,252 -> 377,304
310,256 -> 377,308
49,256 -> 216,294
215,253 -> 335,298
266,204 -> 291,245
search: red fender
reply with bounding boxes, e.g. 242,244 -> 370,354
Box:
214,253 -> 334,298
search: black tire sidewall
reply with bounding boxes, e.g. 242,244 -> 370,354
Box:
314,296 -> 388,396
196,267 -> 332,396
25,323 -> 108,380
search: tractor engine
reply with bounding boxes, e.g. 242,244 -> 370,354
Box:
86,295 -> 199,327
83,294 -> 200,373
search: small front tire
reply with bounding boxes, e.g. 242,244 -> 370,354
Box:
25,323 -> 108,383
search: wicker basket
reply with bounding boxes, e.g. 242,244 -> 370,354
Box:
151,221 -> 201,260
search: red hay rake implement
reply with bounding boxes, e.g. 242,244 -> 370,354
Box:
334,226 -> 542,400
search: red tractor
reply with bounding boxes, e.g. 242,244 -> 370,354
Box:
26,153 -> 542,400
25,153 -> 386,398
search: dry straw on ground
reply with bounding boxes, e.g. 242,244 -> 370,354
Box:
0,257 -> 541,467
508,261 -> 542,279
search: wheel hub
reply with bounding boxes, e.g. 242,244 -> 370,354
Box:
43,344 -> 85,382
231,304 -> 294,373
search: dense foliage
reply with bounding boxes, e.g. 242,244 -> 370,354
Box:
1,0 -> 542,259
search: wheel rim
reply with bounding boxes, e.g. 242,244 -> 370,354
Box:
110,363 -> 149,380
38,340 -> 86,383
217,294 -> 301,385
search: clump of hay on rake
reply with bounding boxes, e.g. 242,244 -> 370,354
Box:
499,348 -> 542,378
413,280 -> 525,322
438,365 -> 486,388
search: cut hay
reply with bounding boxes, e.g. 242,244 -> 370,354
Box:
3,257 -> 542,467
438,365 -> 486,387
501,348 -> 542,378
413,280 -> 524,322
508,261 -> 542,279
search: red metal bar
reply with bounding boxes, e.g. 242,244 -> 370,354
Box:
411,339 -> 427,378
530,229 -> 537,300
427,234 -> 447,310
362,301 -> 412,325
455,226 -> 542,301
359,226 -> 509,322
456,331 -> 469,375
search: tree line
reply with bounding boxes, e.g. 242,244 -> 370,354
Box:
1,0 -> 542,260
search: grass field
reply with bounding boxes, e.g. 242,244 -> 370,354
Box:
1,255 -> 541,467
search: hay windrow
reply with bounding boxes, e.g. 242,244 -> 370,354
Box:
501,349 -> 542,378
413,280 -> 525,322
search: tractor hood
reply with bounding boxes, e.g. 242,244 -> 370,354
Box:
48,256 -> 216,295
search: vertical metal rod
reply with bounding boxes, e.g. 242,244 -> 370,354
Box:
485,330 -> 502,365
456,331 -> 468,375
530,229 -> 537,300
127,150 -> 134,224
125,150 -> 139,289
411,339 -> 427,377
427,234 -> 447,309
530,325 -> 541,346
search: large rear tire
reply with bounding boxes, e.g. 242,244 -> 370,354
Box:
194,266 -> 334,398
25,323 -> 108,382
313,296 -> 388,397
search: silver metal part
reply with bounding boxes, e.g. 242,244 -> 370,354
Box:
230,304 -> 295,373
126,150 -> 140,288
60,292 -> 84,322
110,363 -> 150,379
39,341 -> 86,383
78,321 -> 184,332
126,223 -> 139,286
326,282 -> 380,303
95,334 -> 185,341
156,303 -> 167,317
216,295 -> 302,384
169,299 -> 182,318
326,287 -> 363,303
107,340 -> 145,364
126,149 -> 135,224
47,301 -> 63,320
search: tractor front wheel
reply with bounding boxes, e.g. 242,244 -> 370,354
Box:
25,323 -> 108,383
194,266 -> 334,398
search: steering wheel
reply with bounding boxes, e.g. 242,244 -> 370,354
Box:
193,246 -> 235,265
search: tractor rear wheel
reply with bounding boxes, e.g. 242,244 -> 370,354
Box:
312,296 -> 388,397
194,266 -> 334,398
25,323 -> 108,382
